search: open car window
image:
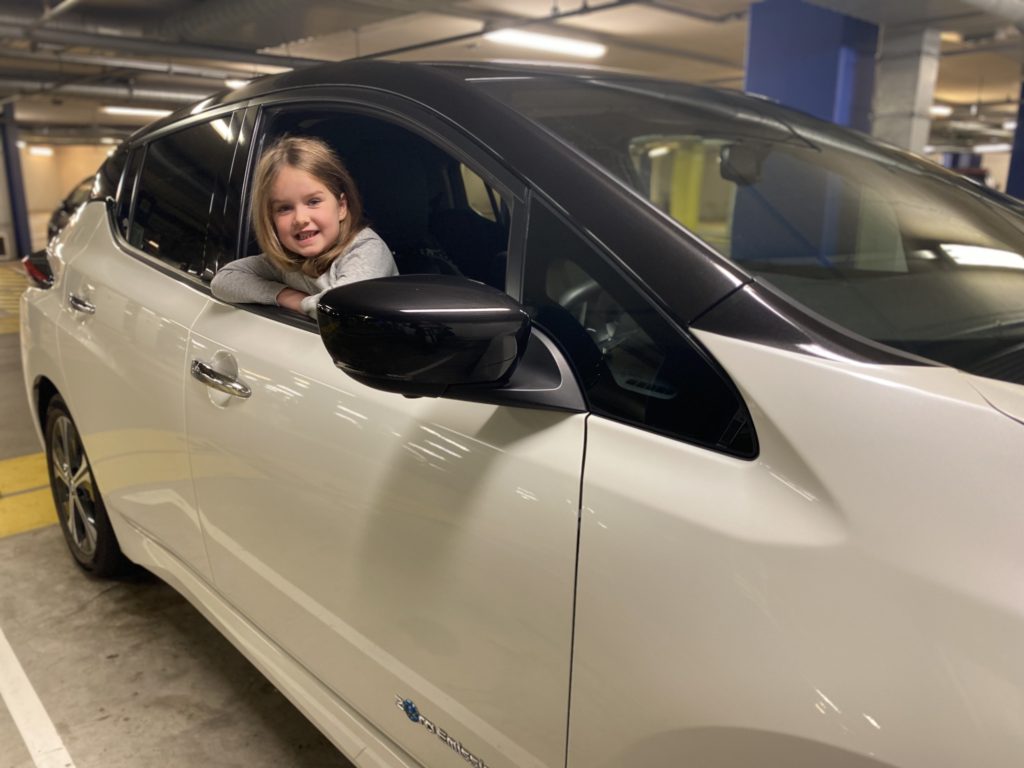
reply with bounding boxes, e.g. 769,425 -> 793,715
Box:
242,106 -> 512,293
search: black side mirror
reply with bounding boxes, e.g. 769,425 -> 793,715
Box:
318,275 -> 531,397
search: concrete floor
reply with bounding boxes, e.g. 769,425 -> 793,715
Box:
0,260 -> 355,768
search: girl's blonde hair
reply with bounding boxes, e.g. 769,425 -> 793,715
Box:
251,135 -> 365,277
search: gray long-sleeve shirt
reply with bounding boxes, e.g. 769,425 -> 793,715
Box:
211,227 -> 397,316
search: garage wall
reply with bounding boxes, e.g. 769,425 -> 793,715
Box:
983,151 -> 1011,193
20,145 -> 109,212
19,144 -> 112,250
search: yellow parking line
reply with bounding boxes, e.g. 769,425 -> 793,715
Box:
0,489 -> 55,537
0,453 -> 54,537
0,453 -> 47,497
0,261 -> 24,335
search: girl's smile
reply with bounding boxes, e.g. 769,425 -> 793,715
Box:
271,165 -> 347,257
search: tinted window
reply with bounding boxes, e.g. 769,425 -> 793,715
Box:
115,147 -> 144,241
205,110 -> 248,275
523,198 -> 755,457
130,117 -> 237,277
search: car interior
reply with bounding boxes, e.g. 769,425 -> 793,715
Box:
254,109 -> 510,291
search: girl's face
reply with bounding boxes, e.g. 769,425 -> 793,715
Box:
270,165 -> 347,258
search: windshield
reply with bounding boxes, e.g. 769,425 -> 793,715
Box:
472,73 -> 1024,386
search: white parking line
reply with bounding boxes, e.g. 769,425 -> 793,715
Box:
0,626 -> 75,768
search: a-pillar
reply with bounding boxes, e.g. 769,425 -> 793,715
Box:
744,0 -> 878,131
873,26 -> 941,154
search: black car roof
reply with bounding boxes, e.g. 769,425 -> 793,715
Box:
124,58 -> 938,363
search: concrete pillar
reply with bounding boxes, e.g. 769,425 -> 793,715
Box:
872,26 -> 941,154
744,0 -> 878,131
1006,80 -> 1024,198
0,104 -> 31,259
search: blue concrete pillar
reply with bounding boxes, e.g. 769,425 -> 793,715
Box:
1006,82 -> 1024,199
744,0 -> 879,132
0,103 -> 31,258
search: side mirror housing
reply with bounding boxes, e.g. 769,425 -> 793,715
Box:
318,275 -> 531,396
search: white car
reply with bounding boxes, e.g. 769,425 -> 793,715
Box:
20,60 -> 1024,768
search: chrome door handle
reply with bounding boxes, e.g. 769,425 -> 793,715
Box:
190,360 -> 251,399
68,294 -> 95,314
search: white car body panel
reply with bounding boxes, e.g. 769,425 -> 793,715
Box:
966,374 -> 1024,425
567,330 -> 1024,768
51,202 -> 213,580
185,301 -> 584,768
118,526 -> 416,768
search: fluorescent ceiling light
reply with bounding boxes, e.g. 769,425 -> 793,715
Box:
28,145 -> 54,157
101,105 -> 172,118
939,31 -> 963,43
973,142 -> 1012,154
929,104 -> 953,118
1003,120 -> 1018,131
99,136 -> 119,145
15,140 -> 25,149
948,119 -> 988,132
225,78 -> 250,89
483,29 -> 606,59
648,146 -> 671,158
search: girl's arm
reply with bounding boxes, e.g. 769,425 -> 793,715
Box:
300,231 -> 398,316
211,254 -> 308,308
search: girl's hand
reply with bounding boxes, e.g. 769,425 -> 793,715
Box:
276,287 -> 310,312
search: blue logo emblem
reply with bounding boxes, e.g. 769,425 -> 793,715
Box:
394,694 -> 489,767
401,698 -> 420,723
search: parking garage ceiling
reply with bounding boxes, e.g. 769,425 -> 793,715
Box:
0,0 -> 1019,149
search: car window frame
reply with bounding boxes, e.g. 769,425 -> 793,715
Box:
213,90 -> 529,332
109,102 -> 250,291
521,189 -> 759,458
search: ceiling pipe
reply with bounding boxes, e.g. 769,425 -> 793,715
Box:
16,124 -> 133,142
0,16 -> 325,69
349,0 -> 737,68
153,0 -> 390,46
352,0 -> 636,59
0,47 -> 275,81
641,1 -> 748,23
0,77 -> 209,104
33,0 -> 87,27
957,0 -> 1024,25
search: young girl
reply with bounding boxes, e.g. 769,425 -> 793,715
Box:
212,136 -> 397,316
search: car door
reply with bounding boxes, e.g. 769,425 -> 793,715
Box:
510,198 -> 766,767
184,104 -> 584,768
57,111 -> 244,581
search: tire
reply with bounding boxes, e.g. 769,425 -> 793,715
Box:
44,395 -> 126,577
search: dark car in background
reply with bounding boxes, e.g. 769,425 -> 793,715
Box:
46,175 -> 93,241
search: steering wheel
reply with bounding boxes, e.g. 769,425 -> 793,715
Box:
558,278 -> 601,325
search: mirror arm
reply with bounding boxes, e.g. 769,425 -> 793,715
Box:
447,327 -> 587,413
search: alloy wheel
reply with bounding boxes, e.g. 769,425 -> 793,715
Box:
49,413 -> 98,559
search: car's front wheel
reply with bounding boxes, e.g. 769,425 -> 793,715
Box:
45,396 -> 126,576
